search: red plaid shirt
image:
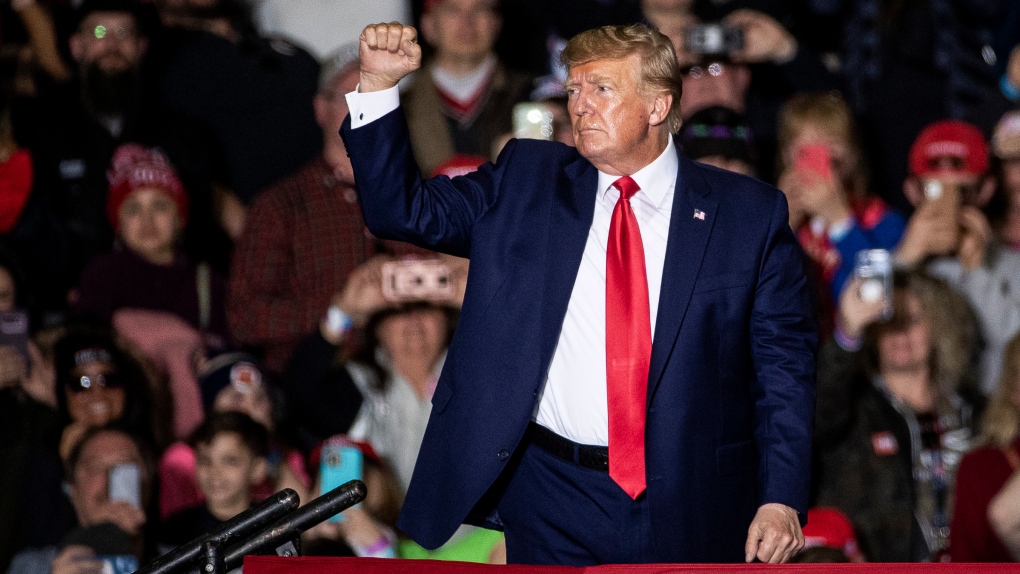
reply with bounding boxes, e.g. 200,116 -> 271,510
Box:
228,156 -> 419,372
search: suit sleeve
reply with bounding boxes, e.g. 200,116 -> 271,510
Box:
340,110 -> 515,258
749,191 -> 818,522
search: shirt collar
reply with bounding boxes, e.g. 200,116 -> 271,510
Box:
596,136 -> 678,208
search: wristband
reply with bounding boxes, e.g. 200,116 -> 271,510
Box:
1002,74 -> 1020,102
324,305 -> 354,339
833,324 -> 863,352
827,215 -> 854,243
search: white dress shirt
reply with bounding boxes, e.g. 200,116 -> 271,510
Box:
346,86 -> 678,446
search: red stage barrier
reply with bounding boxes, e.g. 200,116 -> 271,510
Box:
245,556 -> 1019,574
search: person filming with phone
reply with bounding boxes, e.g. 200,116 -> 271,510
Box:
895,119 -> 1020,397
814,269 -> 979,561
8,426 -> 155,574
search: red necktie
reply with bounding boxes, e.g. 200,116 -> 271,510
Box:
606,175 -> 651,499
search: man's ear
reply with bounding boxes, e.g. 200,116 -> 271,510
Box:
974,175 -> 996,207
903,177 -> 924,207
420,12 -> 437,47
649,93 -> 673,127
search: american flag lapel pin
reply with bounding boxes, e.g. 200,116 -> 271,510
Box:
693,209 -> 706,220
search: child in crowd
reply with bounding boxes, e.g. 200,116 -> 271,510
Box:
158,411 -> 269,548
159,353 -> 309,519
776,93 -> 906,323
73,143 -> 231,353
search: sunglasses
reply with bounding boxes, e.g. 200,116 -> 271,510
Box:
66,373 -> 123,393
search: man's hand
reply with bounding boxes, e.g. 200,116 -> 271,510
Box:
745,503 -> 804,563
52,546 -> 103,574
957,205 -> 991,270
359,23 -> 422,92
895,200 -> 959,265
89,501 -> 147,536
724,10 -> 797,64
322,256 -> 395,344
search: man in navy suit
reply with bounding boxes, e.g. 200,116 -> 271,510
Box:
340,21 -> 816,566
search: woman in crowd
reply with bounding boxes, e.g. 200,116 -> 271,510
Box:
284,255 -> 503,563
776,93 -> 906,324
949,331 -> 1020,561
53,326 -> 163,460
73,143 -> 230,353
813,270 -> 980,561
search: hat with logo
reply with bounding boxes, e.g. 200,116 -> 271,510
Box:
908,119 -> 989,177
107,144 -> 188,229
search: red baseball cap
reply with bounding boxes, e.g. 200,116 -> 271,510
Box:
802,507 -> 865,562
908,119 -> 989,177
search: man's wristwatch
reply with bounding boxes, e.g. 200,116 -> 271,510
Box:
323,304 -> 355,341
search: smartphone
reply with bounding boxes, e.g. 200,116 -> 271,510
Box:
0,310 -> 29,361
108,463 -> 141,509
320,440 -> 363,523
512,102 -> 554,141
96,555 -> 138,574
794,143 -> 834,182
920,177 -> 963,250
853,249 -> 893,320
684,23 -> 744,55
381,260 -> 452,302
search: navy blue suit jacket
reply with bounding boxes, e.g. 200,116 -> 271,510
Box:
341,109 -> 817,563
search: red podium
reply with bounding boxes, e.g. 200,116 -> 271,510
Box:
245,556 -> 1020,574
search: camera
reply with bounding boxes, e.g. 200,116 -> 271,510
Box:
684,23 -> 744,55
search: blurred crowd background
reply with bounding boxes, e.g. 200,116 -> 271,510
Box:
0,0 -> 1019,569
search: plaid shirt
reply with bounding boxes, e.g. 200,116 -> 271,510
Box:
228,156 -> 417,372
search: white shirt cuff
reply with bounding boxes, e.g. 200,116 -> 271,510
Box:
345,84 -> 400,129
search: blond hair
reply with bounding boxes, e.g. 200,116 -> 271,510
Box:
862,270 -> 977,401
979,332 -> 1020,447
777,92 -> 869,198
560,24 -> 683,133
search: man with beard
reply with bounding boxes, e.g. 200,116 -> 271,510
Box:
14,0 -> 230,321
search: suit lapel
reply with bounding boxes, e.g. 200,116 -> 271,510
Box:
647,152 -> 718,404
537,154 -> 599,372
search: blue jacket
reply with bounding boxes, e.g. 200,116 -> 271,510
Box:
341,109 -> 817,563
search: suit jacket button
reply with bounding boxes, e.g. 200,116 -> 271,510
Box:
497,449 -> 509,460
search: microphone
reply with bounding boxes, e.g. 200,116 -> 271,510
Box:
222,480 -> 366,570
136,489 -> 300,574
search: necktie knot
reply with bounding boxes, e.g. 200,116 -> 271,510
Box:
612,176 -> 640,201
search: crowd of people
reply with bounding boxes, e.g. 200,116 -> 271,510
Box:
0,0 -> 1018,568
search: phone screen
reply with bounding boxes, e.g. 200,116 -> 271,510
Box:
0,310 -> 29,361
108,463 -> 141,509
794,143 -> 834,182
320,442 -> 363,523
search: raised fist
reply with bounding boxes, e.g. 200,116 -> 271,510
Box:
359,23 -> 422,92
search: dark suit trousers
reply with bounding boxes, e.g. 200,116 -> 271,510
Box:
497,435 -> 658,565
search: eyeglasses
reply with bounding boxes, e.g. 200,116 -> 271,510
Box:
681,62 -> 728,79
89,25 -> 138,41
66,373 -> 123,393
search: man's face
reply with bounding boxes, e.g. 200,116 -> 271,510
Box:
65,359 -> 126,428
71,12 -> 146,73
566,55 -> 661,173
315,66 -> 360,142
422,0 -> 501,61
69,431 -> 144,526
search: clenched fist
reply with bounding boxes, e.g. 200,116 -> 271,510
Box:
359,23 -> 422,92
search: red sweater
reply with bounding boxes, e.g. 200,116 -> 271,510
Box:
948,438 -> 1019,562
